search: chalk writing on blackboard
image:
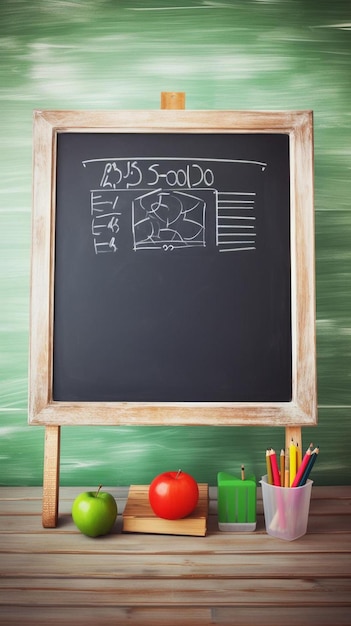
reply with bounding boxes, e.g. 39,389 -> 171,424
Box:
132,189 -> 206,251
82,157 -> 267,254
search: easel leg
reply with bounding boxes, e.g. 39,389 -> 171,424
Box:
42,425 -> 61,528
285,426 -> 302,453
161,91 -> 185,109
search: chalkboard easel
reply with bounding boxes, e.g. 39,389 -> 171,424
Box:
29,93 -> 317,527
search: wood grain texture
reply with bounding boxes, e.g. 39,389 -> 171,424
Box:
42,426 -> 60,528
0,485 -> 350,625
161,91 -> 185,109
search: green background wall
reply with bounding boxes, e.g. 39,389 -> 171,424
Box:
1,0 -> 350,487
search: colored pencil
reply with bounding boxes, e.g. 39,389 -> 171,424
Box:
284,450 -> 289,490
296,442 -> 302,468
289,439 -> 297,487
264,442 -> 319,489
291,444 -> 313,488
266,449 -> 273,485
269,449 -> 281,487
299,447 -> 319,486
280,449 -> 285,487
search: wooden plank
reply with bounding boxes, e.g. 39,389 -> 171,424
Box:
0,577 -> 351,606
0,606 -> 212,626
0,486 -> 130,501
1,490 -> 351,517
0,605 -> 350,626
1,503 -> 351,534
0,498 -> 127,515
1,484 -> 350,502
2,552 -> 351,579
1,532 -> 350,555
1,512 -> 351,535
211,607 -> 351,626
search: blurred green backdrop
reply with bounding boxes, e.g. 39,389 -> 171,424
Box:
1,0 -> 350,487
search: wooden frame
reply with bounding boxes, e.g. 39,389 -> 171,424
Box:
29,96 -> 316,525
30,107 -> 316,428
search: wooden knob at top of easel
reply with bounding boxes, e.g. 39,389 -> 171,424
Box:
161,92 -> 186,110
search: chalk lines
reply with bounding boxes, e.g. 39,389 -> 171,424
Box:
216,191 -> 256,252
84,157 -> 264,254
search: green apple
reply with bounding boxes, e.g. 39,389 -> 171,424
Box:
72,485 -> 117,537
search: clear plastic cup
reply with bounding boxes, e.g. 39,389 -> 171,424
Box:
260,475 -> 313,541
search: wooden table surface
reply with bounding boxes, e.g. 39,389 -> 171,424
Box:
1,485 -> 350,625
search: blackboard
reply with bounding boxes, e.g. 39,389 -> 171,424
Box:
29,110 -> 316,426
54,132 -> 291,403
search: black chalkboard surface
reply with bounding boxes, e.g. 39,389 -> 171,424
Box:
53,131 -> 291,403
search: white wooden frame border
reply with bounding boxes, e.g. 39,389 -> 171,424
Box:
29,109 -> 317,428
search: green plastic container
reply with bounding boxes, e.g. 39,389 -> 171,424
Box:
217,471 -> 257,531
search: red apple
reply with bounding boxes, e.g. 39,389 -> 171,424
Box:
148,469 -> 199,520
